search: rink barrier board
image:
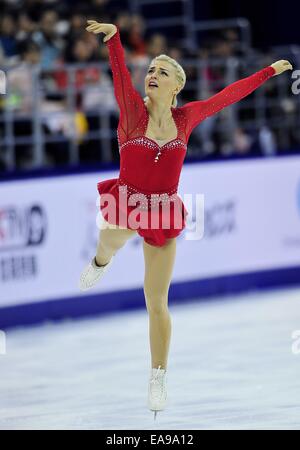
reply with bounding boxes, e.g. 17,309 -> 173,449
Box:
0,265 -> 300,330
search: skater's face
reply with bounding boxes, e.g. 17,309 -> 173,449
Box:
145,60 -> 180,106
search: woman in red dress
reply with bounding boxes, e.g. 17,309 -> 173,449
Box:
80,19 -> 292,418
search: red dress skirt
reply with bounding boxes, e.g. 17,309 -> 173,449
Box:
97,176 -> 188,247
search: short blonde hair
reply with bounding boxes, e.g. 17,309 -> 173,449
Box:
144,54 -> 186,107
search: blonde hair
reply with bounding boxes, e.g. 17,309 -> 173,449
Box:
144,54 -> 186,108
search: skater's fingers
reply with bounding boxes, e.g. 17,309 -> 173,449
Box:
86,28 -> 101,34
283,60 -> 293,70
86,25 -> 100,31
86,23 -> 102,29
86,25 -> 103,32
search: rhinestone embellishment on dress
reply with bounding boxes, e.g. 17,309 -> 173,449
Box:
117,178 -> 179,211
119,137 -> 187,161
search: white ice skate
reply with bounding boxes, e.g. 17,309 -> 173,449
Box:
148,365 -> 167,419
79,256 -> 114,291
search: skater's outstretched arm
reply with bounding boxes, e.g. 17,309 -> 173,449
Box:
86,20 -> 144,141
181,59 -> 293,140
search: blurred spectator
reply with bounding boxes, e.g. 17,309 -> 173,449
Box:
192,36 -> 238,156
233,127 -> 253,156
258,125 -> 277,156
32,9 -> 64,69
131,54 -> 150,97
0,45 -> 5,66
20,0 -> 49,22
126,14 -> 146,56
146,34 -> 168,58
115,11 -> 132,34
65,36 -> 98,64
128,15 -> 149,95
68,12 -> 87,40
86,0 -> 111,19
221,28 -> 243,56
6,40 -> 42,113
0,14 -> 18,59
3,38 -> 42,168
17,12 -> 37,41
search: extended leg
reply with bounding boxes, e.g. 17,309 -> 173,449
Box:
79,218 -> 137,291
96,218 -> 137,266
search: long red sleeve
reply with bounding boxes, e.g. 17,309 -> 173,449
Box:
181,66 -> 276,140
106,26 -> 145,143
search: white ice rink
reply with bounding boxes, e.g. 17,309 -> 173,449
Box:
1,286 -> 300,430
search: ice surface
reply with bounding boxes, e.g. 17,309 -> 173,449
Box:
0,286 -> 300,430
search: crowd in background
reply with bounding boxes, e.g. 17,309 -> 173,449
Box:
0,0 -> 299,171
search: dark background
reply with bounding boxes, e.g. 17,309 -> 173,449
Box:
197,0 -> 299,48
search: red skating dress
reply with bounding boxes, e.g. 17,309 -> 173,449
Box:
97,26 -> 276,247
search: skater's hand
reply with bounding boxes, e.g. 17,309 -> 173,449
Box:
86,20 -> 117,43
271,60 -> 293,75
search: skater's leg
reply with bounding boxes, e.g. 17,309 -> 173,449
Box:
143,238 -> 177,370
96,218 -> 137,266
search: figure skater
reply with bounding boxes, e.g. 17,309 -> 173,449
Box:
80,19 -> 292,419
